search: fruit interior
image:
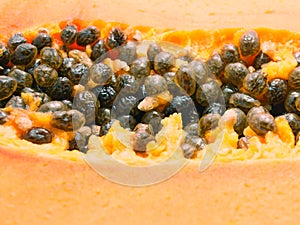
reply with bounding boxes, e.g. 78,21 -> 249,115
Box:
1,19 -> 300,164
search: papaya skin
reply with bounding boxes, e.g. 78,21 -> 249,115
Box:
1,0 -> 300,224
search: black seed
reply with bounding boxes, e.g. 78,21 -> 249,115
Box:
174,63 -> 196,96
0,76 -> 17,100
96,107 -> 111,126
31,33 -> 52,52
60,24 -> 77,45
190,60 -> 210,84
5,96 -> 26,109
68,63 -> 89,85
284,91 -> 300,114
184,135 -> 206,151
40,47 -> 63,69
226,108 -> 248,136
247,112 -> 276,136
26,59 -> 41,76
58,57 -> 76,77
0,44 -> 10,67
147,42 -> 162,68
91,39 -> 108,61
130,57 -> 151,79
37,101 -> 67,113
74,126 -> 92,152
253,51 -> 271,70
243,70 -> 268,97
76,26 -> 100,46
8,68 -> 33,93
203,102 -> 226,115
73,90 -> 99,125
132,123 -> 155,152
237,137 -> 250,149
118,41 -> 137,65
281,113 -> 300,136
33,64 -> 58,87
22,127 -> 53,144
247,106 -> 269,120
154,51 -> 175,75
118,114 -> 137,130
239,30 -> 260,57
50,110 -> 85,131
184,123 -> 199,136
181,143 -> 195,159
92,84 -> 117,108
229,92 -> 261,112
220,44 -> 240,64
195,79 -> 223,106
0,109 -> 8,124
163,72 -> 179,94
10,43 -> 37,66
198,113 -> 221,137
100,120 -> 114,136
222,84 -> 239,107
8,33 -> 27,51
45,76 -> 73,101
224,62 -> 249,88
265,78 -> 288,105
112,95 -> 138,116
89,62 -> 112,85
144,74 -> 168,96
141,110 -> 163,134
115,73 -> 138,94
106,28 -> 127,49
207,52 -> 225,77
288,66 -> 300,89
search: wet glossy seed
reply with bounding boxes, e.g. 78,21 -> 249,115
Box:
280,113 -> 300,136
248,112 -> 276,136
141,110 -> 163,134
190,60 -> 210,84
130,57 -> 151,79
112,95 -> 138,116
284,91 -> 300,113
222,84 -> 238,107
118,41 -> 137,65
0,44 -> 10,67
294,52 -> 300,67
224,62 -> 249,87
8,33 -> 27,50
288,66 -> 300,89
207,52 -> 225,77
239,30 -> 260,57
58,57 -> 76,77
226,108 -> 248,136
247,106 -> 269,120
44,77 -> 73,100
181,143 -> 195,158
40,47 -> 63,69
74,126 -> 92,152
91,39 -> 108,61
265,78 -> 287,104
144,74 -> 168,96
198,113 -> 221,137
220,44 -> 240,64
92,85 -> 117,108
100,120 -> 114,136
118,114 -> 137,130
243,70 -> 268,97
50,110 -> 85,131
0,109 -> 8,124
195,79 -> 223,107
0,76 -> 17,100
60,24 -> 77,45
22,127 -> 53,144
96,107 -> 111,126
203,102 -> 226,115
253,51 -> 271,70
174,63 -> 196,96
62,99 -> 73,110
184,122 -> 199,136
154,51 -> 175,75
10,43 -> 37,66
237,136 -> 250,150
37,101 -> 67,113
33,64 -> 58,87
5,96 -> 26,109
89,62 -> 112,85
8,68 -> 33,93
73,90 -> 99,125
106,28 -> 127,49
26,59 -> 41,76
68,63 -> 89,85
147,42 -> 162,67
115,73 -> 138,94
132,123 -> 155,152
76,26 -> 100,46
184,135 -> 206,151
164,95 -> 194,116
31,33 -> 52,52
229,92 -> 261,111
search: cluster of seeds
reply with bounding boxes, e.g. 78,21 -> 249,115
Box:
1,25 -> 300,158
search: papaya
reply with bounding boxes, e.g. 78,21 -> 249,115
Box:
2,1 -> 300,225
